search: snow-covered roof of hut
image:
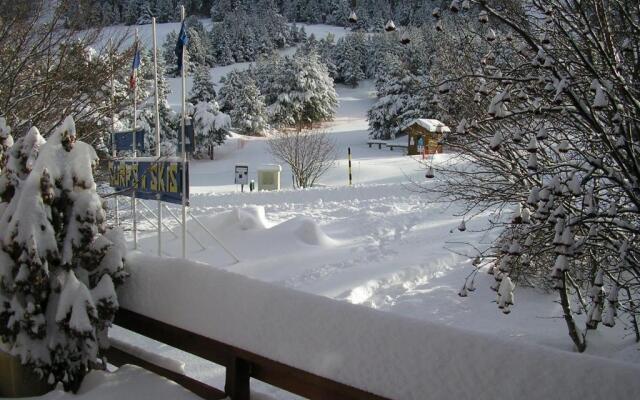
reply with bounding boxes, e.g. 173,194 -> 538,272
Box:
402,119 -> 451,133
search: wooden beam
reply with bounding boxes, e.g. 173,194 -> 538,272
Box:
113,308 -> 389,400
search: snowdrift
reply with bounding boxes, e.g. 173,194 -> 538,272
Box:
205,206 -> 273,231
37,365 -> 199,400
118,254 -> 640,400
200,206 -> 337,252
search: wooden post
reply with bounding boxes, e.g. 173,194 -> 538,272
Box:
348,147 -> 352,186
225,357 -> 251,400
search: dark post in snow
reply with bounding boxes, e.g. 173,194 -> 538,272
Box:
348,147 -> 353,186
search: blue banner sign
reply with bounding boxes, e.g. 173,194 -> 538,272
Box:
112,129 -> 146,152
108,160 -> 189,205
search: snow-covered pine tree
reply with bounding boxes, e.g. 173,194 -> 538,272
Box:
367,54 -> 432,140
138,49 -> 177,155
0,117 -> 14,173
334,33 -> 366,87
218,70 -> 267,136
266,52 -> 337,129
162,30 -> 179,77
324,0 -> 350,26
317,33 -> 337,79
0,117 -> 127,391
212,26 -> 235,66
190,100 -> 231,159
155,0 -> 174,23
189,65 -> 217,103
122,0 -> 140,25
187,27 -> 207,70
0,126 -> 46,204
135,0 -> 154,25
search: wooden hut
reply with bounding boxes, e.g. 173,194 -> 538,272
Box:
402,119 -> 451,156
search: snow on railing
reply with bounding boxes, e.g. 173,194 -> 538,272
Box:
116,253 -> 640,400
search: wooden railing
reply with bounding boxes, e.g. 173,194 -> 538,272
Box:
107,308 -> 389,400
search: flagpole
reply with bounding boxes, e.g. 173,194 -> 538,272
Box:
132,28 -> 138,250
180,5 -> 187,259
152,17 -> 162,257
109,38 -> 119,227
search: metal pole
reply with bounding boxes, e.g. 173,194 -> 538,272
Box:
109,38 -> 119,227
188,210 -> 241,263
152,17 -> 162,257
137,200 -> 179,238
132,29 -> 138,250
348,147 -> 353,186
180,5 -> 187,259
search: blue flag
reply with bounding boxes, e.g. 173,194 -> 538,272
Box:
174,22 -> 189,73
129,41 -> 141,89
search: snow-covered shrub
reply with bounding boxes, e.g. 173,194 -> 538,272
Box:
0,117 -> 127,391
430,1 -> 640,352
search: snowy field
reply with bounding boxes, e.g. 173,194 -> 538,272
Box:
79,21 -> 640,399
106,79 -> 640,398
122,79 -> 639,360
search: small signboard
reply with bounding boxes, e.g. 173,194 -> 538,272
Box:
108,159 -> 189,205
235,165 -> 249,185
112,129 -> 146,152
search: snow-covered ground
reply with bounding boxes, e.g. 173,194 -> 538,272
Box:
105,76 -> 640,398
72,20 -> 639,399
24,365 -> 203,400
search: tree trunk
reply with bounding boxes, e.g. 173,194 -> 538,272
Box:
559,273 -> 587,352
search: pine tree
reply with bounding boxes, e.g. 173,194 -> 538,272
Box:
0,117 -> 14,173
334,33 -> 366,87
138,49 -> 177,155
156,0 -> 174,22
212,26 -> 235,66
187,28 -> 207,70
0,117 -> 127,391
136,0 -> 153,24
189,65 -> 217,103
191,100 -> 230,158
0,126 -> 46,203
123,0 -> 140,25
162,31 -> 179,77
218,71 -> 267,135
317,33 -> 337,79
267,52 -> 337,128
368,55 -> 432,140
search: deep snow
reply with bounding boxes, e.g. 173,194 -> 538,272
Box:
117,253 -> 640,400
23,365 -> 202,400
65,20 -> 640,399
105,74 -> 640,399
